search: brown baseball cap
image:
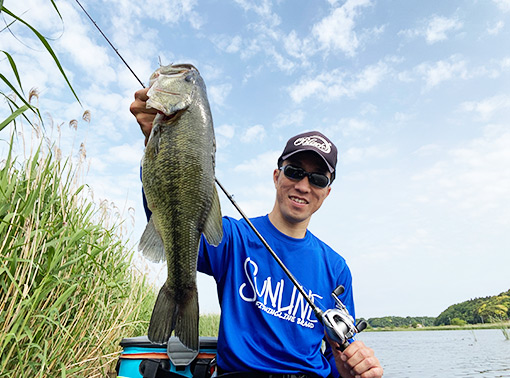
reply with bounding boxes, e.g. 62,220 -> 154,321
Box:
278,131 -> 338,179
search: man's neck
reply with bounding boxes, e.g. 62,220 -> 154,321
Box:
267,211 -> 309,239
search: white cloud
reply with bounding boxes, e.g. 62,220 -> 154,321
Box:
415,56 -> 468,90
500,57 -> 510,69
460,95 -> 510,121
399,14 -> 463,44
140,0 -> 203,29
216,124 -> 236,139
208,83 -> 232,107
106,143 -> 145,166
338,118 -> 371,136
487,21 -> 504,35
351,61 -> 389,92
289,61 -> 388,103
312,0 -> 372,56
234,150 -> 279,178
8,0 -> 58,30
414,144 -> 441,157
412,126 -> 510,219
492,0 -> 510,12
289,78 -> 328,104
215,124 -> 236,149
211,35 -> 243,54
425,15 -> 463,44
273,109 -> 305,128
393,111 -> 414,124
241,125 -> 266,143
233,0 -> 281,27
266,47 -> 296,72
53,3 -> 116,82
283,31 -> 314,61
342,145 -> 396,164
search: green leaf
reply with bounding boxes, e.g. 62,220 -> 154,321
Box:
1,50 -> 23,93
1,93 -> 41,130
0,104 -> 30,132
1,7 -> 81,105
0,73 -> 34,112
49,0 -> 62,21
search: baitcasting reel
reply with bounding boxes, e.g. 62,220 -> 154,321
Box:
321,285 -> 367,351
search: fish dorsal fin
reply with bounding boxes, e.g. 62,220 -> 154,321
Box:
202,185 -> 223,246
139,216 -> 166,262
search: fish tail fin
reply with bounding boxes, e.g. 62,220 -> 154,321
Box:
203,185 -> 223,246
148,283 -> 177,343
174,287 -> 199,352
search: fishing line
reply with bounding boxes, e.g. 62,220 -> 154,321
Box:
74,0 -> 146,88
74,0 -> 327,322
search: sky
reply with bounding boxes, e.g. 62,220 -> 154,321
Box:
1,0 -> 509,319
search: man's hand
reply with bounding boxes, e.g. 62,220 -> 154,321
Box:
331,340 -> 383,378
129,87 -> 158,145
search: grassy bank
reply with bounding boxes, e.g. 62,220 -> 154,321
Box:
199,315 -> 510,336
366,321 -> 510,332
0,133 -> 155,377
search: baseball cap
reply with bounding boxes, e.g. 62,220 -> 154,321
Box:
277,131 -> 338,179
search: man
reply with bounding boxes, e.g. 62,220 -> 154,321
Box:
131,88 -> 383,378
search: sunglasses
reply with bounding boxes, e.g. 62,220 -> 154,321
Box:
280,165 -> 330,188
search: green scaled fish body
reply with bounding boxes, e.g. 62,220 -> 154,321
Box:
139,64 -> 223,359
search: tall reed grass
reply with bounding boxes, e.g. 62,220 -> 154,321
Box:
501,326 -> 510,341
199,314 -> 220,337
0,129 -> 155,377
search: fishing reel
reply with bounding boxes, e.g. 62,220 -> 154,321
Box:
321,285 -> 367,351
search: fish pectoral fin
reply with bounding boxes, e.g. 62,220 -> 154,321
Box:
138,217 -> 166,262
202,186 -> 223,246
146,123 -> 162,157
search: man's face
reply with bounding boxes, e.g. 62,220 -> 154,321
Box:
273,151 -> 332,226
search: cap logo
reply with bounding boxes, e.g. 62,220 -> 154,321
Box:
294,135 -> 331,154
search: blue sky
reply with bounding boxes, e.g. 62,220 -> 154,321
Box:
1,0 -> 509,318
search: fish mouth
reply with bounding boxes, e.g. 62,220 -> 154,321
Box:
157,63 -> 199,76
171,63 -> 199,73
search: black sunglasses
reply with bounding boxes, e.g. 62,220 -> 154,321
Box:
280,165 -> 330,188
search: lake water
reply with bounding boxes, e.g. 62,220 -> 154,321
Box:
357,329 -> 510,377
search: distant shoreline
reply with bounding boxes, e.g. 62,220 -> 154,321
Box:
366,321 -> 510,332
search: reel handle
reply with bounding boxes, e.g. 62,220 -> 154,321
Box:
356,320 -> 368,333
336,320 -> 368,351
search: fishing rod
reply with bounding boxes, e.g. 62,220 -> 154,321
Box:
214,179 -> 367,350
74,0 -> 365,349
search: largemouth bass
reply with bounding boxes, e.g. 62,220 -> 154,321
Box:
139,64 -> 223,360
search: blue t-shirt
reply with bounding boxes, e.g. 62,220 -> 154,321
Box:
197,215 -> 354,378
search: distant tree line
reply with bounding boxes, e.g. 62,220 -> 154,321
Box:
365,316 -> 436,329
364,289 -> 510,328
434,289 -> 510,326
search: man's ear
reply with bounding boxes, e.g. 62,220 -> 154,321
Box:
273,168 -> 280,188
